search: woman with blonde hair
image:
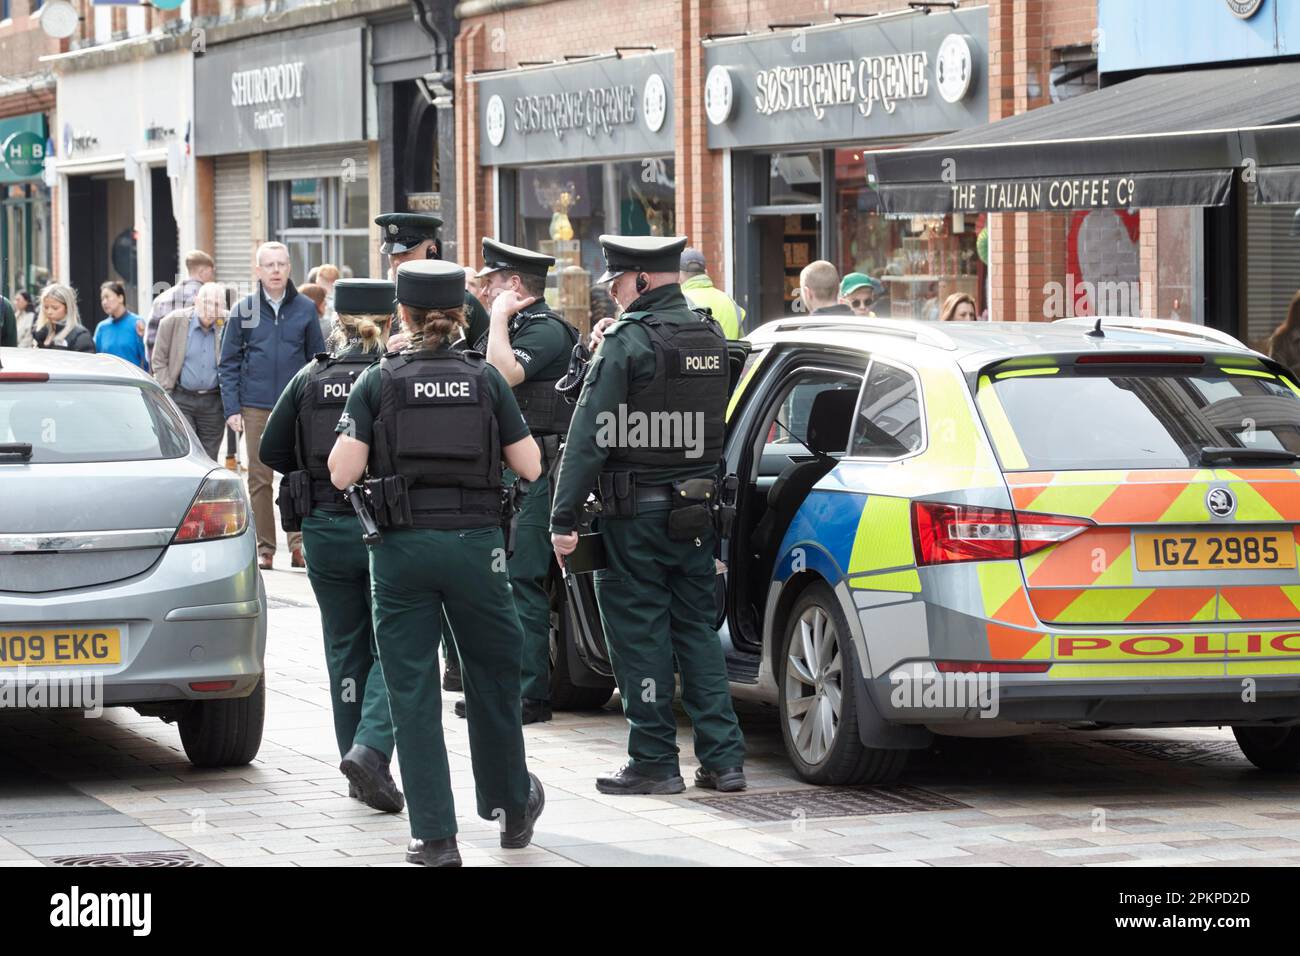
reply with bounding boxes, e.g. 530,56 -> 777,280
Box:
258,279 -> 403,814
1267,291 -> 1300,379
939,292 -> 978,323
33,283 -> 93,351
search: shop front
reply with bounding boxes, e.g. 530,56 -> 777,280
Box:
194,24 -> 375,291
472,52 -> 675,333
0,112 -> 53,301
52,50 -> 193,325
703,6 -> 989,323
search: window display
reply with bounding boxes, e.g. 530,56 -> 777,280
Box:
270,176 -> 371,280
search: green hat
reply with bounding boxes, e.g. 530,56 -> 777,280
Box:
395,260 -> 464,310
332,279 -> 395,316
839,273 -> 880,298
479,237 -> 555,279
375,213 -> 444,255
596,234 -> 688,285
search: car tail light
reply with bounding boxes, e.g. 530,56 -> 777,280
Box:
173,475 -> 249,543
0,372 -> 49,382
1075,353 -> 1204,365
190,680 -> 236,692
936,660 -> 1051,674
912,501 -> 1093,566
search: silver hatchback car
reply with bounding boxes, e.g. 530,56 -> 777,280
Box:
0,348 -> 266,766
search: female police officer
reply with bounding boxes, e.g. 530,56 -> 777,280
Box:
328,259 -> 545,867
259,279 -> 404,813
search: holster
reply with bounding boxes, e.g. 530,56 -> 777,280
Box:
277,469 -> 312,532
366,475 -> 413,529
667,477 -> 715,543
500,478 -> 530,559
716,474 -> 739,538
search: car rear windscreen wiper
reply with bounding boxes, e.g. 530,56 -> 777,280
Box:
0,442 -> 33,461
1199,446 -> 1300,464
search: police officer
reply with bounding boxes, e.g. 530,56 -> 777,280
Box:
375,213 -> 489,349
447,238 -> 579,725
375,212 -> 486,694
259,279 -> 403,812
328,259 -> 545,866
549,235 -> 748,795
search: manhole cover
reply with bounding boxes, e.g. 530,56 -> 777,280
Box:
692,785 -> 967,822
48,850 -> 207,867
1102,740 -> 1246,765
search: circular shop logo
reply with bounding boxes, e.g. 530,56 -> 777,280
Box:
1206,487 -> 1237,518
485,94 -> 506,148
642,73 -> 668,133
704,65 -> 734,126
936,34 -> 973,104
1227,0 -> 1264,19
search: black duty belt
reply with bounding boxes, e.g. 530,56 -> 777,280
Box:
408,486 -> 501,513
311,479 -> 350,510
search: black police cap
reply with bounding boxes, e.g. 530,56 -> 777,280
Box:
479,237 -> 555,279
376,213 -> 444,255
396,260 -> 465,310
332,279 -> 395,316
597,235 -> 689,284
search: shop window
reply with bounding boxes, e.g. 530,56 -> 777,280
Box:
1245,185 -> 1300,352
513,158 -> 675,333
270,176 -> 370,281
835,148 -> 979,319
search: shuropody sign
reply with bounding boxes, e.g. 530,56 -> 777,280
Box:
475,51 -> 674,165
704,6 -> 988,150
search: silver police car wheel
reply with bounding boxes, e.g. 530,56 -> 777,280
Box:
784,605 -> 843,765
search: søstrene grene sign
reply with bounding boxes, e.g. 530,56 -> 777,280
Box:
754,52 -> 930,120
512,85 -> 637,140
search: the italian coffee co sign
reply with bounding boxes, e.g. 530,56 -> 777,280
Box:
704,6 -> 987,149
474,52 -> 674,165
1226,0 -> 1264,18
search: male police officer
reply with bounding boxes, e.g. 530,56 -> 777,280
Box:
446,238 -> 580,725
375,213 -> 489,349
375,212 -> 486,695
549,235 -> 747,794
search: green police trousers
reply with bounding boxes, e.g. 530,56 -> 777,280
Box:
509,467 -> 553,702
369,525 -> 531,840
594,512 -> 746,778
301,511 -> 394,760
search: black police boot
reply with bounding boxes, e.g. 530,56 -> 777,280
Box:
453,699 -> 466,719
443,656 -> 462,693
340,744 -> 405,813
405,837 -> 461,867
500,772 -> 546,849
694,766 -> 748,792
595,762 -> 686,795
522,698 -> 552,725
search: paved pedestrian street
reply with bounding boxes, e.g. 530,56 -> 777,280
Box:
3,546 -> 1300,869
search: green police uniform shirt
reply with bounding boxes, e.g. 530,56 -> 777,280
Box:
497,301 -> 573,384
259,343 -> 378,476
549,284 -> 720,534
337,343 -> 530,448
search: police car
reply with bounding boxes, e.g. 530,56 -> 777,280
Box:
716,315 -> 1300,785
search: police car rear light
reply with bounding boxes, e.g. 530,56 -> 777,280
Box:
173,475 -> 250,544
912,502 -> 1093,565
0,372 -> 49,382
1075,353 -> 1204,365
935,661 -> 1051,674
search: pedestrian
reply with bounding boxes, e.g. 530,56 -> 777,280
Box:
839,273 -> 882,318
297,281 -> 330,344
14,290 -> 37,348
550,235 -> 748,795
375,213 -> 490,351
33,283 -> 94,352
679,247 -> 745,339
940,292 -> 977,322
258,278 -> 404,814
146,250 -> 215,364
799,260 -> 852,316
151,282 -> 228,460
449,238 -> 581,726
218,241 -> 326,571
0,293 -> 15,347
93,281 -> 147,369
373,212 -> 484,694
326,259 -> 546,866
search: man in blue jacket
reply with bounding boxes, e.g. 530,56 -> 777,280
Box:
219,241 -> 326,570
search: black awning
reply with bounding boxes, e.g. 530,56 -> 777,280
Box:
867,62 -> 1300,214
